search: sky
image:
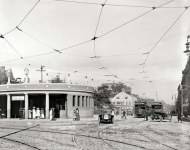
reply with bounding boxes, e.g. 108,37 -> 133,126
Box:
0,0 -> 190,105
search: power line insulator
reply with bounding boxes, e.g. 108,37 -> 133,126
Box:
0,34 -> 4,38
91,37 -> 98,40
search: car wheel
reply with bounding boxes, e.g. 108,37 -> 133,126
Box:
98,117 -> 101,124
111,117 -> 114,124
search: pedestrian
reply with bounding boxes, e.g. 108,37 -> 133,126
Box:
121,108 -> 123,119
73,109 -> 76,121
177,108 -> 182,123
144,107 -> 148,121
32,106 -> 36,119
111,109 -> 115,116
19,107 -> 23,120
29,108 -> 32,119
52,108 -> 56,121
36,107 -> 40,119
122,109 -> 127,119
23,108 -> 25,119
50,108 -> 53,121
76,108 -> 80,121
41,108 -> 45,119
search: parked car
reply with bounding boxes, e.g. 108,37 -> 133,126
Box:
98,109 -> 114,124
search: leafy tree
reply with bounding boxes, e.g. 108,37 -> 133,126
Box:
111,82 -> 131,94
93,85 -> 111,108
0,69 -> 15,84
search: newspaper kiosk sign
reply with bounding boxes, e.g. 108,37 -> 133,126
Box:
12,96 -> 25,101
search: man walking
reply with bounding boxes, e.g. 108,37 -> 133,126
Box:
177,108 -> 182,123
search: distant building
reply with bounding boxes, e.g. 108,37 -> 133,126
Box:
110,92 -> 137,115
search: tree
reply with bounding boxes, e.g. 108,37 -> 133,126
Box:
93,85 -> 111,108
111,82 -> 131,94
0,68 -> 15,84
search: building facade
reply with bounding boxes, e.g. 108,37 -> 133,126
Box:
0,83 -> 94,119
110,92 -> 137,114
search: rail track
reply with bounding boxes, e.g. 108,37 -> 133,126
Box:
130,121 -> 178,150
0,119 -> 186,150
0,124 -> 41,150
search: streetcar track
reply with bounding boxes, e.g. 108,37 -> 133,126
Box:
131,122 -> 178,150
98,121 -> 150,150
0,124 -> 41,150
0,120 -> 148,150
2,137 -> 41,150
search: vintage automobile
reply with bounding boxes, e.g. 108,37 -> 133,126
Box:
98,109 -> 114,124
150,102 -> 172,122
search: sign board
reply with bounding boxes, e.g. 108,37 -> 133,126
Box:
12,96 -> 25,101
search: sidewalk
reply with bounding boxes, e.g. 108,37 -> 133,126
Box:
0,115 -> 124,122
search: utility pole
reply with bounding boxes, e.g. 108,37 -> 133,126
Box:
36,65 -> 46,83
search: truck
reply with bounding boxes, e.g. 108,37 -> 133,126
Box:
150,102 -> 172,122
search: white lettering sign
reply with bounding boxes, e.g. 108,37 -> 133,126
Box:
12,96 -> 25,101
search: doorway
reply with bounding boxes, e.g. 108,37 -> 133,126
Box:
49,94 -> 67,118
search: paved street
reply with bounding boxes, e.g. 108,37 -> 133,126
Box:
0,116 -> 189,150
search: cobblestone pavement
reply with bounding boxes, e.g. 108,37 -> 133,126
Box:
0,116 -> 189,150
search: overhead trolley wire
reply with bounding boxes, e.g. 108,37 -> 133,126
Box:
20,29 -> 55,50
17,0 -> 41,27
143,7 -> 188,72
4,38 -> 23,58
55,0 -> 101,6
55,0 -> 187,9
3,28 -> 16,36
98,0 -> 174,38
2,0 -> 40,37
3,38 -> 33,67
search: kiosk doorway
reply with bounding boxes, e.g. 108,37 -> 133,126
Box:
49,94 -> 67,118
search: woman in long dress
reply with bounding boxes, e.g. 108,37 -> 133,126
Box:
29,108 -> 32,119
73,110 -> 76,121
32,107 -> 36,119
36,108 -> 40,119
50,108 -> 53,121
41,108 -> 45,119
